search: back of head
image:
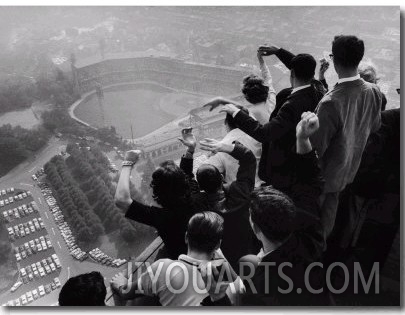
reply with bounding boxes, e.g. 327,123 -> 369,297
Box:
242,74 -> 269,104
58,271 -> 106,306
224,106 -> 249,130
196,164 -> 222,194
187,211 -> 224,253
332,35 -> 365,69
250,186 -> 296,242
358,62 -> 379,84
151,162 -> 188,209
290,54 -> 316,81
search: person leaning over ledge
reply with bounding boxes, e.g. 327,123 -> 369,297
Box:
114,149 -> 198,259
201,113 -> 327,306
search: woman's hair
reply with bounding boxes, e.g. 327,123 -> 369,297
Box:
358,62 -> 379,84
151,161 -> 189,210
242,74 -> 269,104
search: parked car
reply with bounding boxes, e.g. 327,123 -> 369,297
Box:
10,281 -> 22,293
38,285 -> 45,296
32,289 -> 39,300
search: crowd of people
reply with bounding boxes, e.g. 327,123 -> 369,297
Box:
58,34 -> 399,306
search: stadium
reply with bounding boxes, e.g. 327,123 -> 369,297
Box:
69,55 -> 256,163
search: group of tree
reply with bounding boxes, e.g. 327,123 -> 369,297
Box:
0,54 -> 79,115
0,124 -> 50,177
44,155 -> 105,248
64,143 -> 153,244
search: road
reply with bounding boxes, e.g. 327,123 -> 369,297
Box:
0,138 -> 130,306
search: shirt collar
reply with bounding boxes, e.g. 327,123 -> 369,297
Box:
291,84 -> 311,95
178,254 -> 204,266
337,74 -> 361,84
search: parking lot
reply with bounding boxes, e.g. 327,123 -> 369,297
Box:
0,187 -> 64,306
0,142 -> 135,306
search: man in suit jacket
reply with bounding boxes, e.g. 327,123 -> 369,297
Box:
218,48 -> 325,192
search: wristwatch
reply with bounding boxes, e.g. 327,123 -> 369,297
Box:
122,160 -> 135,167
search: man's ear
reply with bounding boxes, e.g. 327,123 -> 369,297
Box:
185,232 -> 189,246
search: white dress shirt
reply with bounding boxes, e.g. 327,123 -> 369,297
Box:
337,74 -> 361,84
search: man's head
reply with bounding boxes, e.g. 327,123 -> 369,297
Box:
331,35 -> 365,71
151,161 -> 188,209
224,106 -> 249,132
196,164 -> 223,194
242,75 -> 269,104
289,54 -> 317,87
58,271 -> 106,306
186,211 -> 224,254
249,186 -> 296,244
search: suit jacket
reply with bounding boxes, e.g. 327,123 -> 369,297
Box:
234,86 -> 324,190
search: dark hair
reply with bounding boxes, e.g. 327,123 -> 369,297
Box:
196,164 -> 222,194
250,186 -> 296,242
242,75 -> 269,104
332,35 -> 364,68
290,54 -> 316,81
187,211 -> 224,252
151,162 -> 189,209
58,271 -> 106,306
224,105 -> 248,130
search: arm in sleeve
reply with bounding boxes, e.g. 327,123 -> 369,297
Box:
125,200 -> 166,230
259,58 -> 276,111
311,99 -> 340,158
275,48 -> 296,70
320,78 -> 328,91
234,99 -> 297,143
226,142 -> 256,212
290,150 -> 324,260
180,154 -> 200,195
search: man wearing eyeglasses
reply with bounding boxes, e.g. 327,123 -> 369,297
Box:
311,35 -> 383,246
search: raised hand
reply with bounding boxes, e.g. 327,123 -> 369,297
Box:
199,138 -> 234,154
110,272 -> 128,293
319,58 -> 330,80
203,97 -> 239,112
178,127 -> 197,152
218,103 -> 239,116
297,112 -> 319,139
124,150 -> 142,164
258,44 -> 280,56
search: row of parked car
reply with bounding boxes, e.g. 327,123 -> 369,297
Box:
19,254 -> 62,285
89,248 -> 127,267
2,201 -> 39,223
14,235 -> 53,262
3,277 -> 61,306
0,191 -> 31,207
39,183 -> 89,262
31,167 -> 45,181
1,187 -> 14,195
7,217 -> 45,240
58,221 -> 88,261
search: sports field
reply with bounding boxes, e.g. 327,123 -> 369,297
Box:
74,83 -> 211,139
